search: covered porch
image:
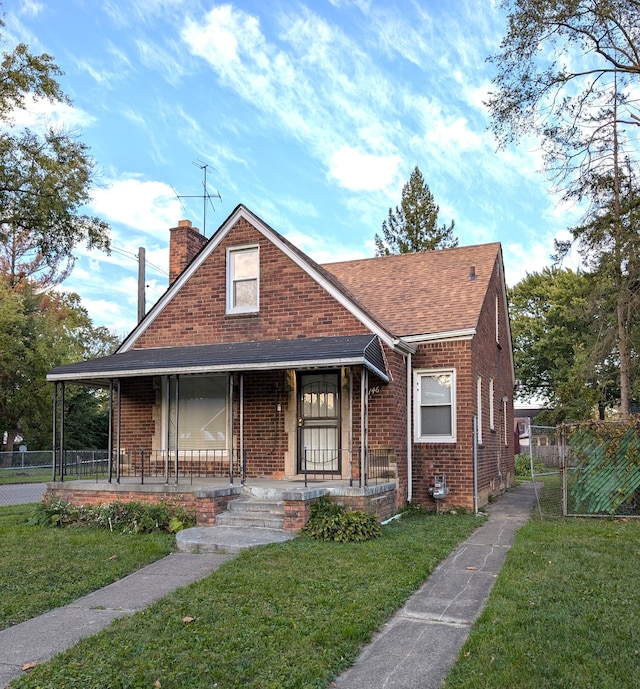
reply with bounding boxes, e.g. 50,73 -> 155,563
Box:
47,334 -> 396,493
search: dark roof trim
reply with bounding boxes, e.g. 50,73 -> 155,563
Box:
47,335 -> 389,385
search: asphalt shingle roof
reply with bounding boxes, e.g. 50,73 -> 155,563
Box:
322,243 -> 500,338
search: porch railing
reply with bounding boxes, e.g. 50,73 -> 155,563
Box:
114,448 -> 247,485
302,447 -> 396,488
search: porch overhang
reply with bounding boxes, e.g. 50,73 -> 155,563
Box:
47,334 -> 389,386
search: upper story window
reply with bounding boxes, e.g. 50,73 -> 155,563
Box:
414,369 -> 456,443
227,245 -> 259,314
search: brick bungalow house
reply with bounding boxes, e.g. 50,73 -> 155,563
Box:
47,204 -> 515,527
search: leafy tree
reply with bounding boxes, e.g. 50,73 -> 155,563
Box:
0,283 -> 118,453
0,19 -> 110,285
374,166 -> 458,255
487,0 -> 640,416
508,267 -> 618,423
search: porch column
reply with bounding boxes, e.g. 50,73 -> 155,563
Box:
52,382 -> 58,481
360,367 -> 369,487
59,382 -> 65,482
116,379 -> 122,483
174,374 -> 180,484
349,367 -> 353,486
239,373 -> 244,483
107,380 -> 113,482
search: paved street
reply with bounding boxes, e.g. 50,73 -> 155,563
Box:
0,483 -> 46,506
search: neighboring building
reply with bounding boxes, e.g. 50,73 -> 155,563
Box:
47,205 -> 515,525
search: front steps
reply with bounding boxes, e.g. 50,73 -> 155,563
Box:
176,489 -> 296,553
214,496 -> 286,530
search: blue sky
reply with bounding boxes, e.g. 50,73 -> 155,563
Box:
4,0 -> 581,336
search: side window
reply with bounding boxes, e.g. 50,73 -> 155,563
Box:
495,293 -> 501,347
227,245 -> 259,313
414,369 -> 456,443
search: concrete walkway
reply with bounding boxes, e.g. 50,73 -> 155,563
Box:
331,482 -> 537,688
0,482 -> 536,689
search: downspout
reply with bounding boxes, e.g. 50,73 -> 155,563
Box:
406,353 -> 412,503
473,415 -> 479,514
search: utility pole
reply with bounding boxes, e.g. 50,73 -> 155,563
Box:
138,247 -> 145,323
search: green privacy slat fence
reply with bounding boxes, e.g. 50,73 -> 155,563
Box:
568,424 -> 640,516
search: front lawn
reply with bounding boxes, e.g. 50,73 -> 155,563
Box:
8,511 -> 480,689
443,517 -> 640,689
0,504 -> 175,630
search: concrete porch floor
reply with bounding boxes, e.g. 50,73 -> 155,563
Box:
46,476 -> 395,499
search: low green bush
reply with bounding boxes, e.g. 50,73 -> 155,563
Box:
28,498 -> 195,533
300,496 -> 381,542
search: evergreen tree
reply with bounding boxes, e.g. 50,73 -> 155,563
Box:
374,166 -> 457,256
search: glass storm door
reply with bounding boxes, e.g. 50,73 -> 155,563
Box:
298,372 -> 340,474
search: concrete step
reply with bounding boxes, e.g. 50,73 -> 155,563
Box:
177,525 -> 296,554
227,498 -> 285,514
215,512 -> 285,529
215,496 -> 286,529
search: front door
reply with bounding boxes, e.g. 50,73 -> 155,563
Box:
297,371 -> 340,474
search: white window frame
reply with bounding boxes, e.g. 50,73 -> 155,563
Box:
489,377 -> 495,430
495,294 -> 500,345
414,368 -> 456,443
226,245 -> 259,314
477,375 -> 483,445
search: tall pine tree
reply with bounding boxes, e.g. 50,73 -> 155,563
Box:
374,166 -> 457,255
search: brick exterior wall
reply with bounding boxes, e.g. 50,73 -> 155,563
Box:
409,257 -> 514,510
106,215 -> 512,515
136,218 -> 369,349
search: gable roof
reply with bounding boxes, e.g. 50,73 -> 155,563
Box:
118,205 -> 405,354
323,243 -> 502,339
117,204 -> 504,353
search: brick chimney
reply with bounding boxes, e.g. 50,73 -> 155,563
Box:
169,219 -> 207,284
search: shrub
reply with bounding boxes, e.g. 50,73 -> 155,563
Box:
300,496 -> 381,542
28,499 -> 195,534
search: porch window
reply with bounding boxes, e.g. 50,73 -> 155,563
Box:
227,245 -> 259,313
414,369 -> 456,443
164,375 -> 227,450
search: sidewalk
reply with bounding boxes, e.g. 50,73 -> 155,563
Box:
331,481 -> 537,688
0,482 -> 536,689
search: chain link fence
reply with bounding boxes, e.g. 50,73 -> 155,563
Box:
517,425 -> 563,518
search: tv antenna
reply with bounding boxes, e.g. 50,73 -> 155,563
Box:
172,160 -> 222,237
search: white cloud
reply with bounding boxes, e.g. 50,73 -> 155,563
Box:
90,177 -> 183,234
8,94 -> 95,130
329,147 -> 401,191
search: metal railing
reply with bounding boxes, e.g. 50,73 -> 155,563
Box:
1,450 -> 109,481
114,448 -> 247,485
302,447 -> 396,488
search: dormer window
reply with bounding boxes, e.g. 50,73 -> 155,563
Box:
227,245 -> 259,313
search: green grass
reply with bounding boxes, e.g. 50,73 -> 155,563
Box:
8,511 -> 480,689
443,517 -> 640,689
0,470 -> 52,484
0,504 -> 175,630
